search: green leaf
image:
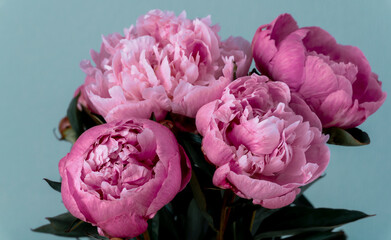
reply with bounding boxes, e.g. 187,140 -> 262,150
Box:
323,127 -> 370,146
81,105 -> 105,126
254,207 -> 372,239
250,208 -> 279,235
150,112 -> 157,122
249,68 -> 261,76
284,231 -> 346,240
67,93 -> 84,137
33,224 -> 84,238
189,172 -> 216,231
158,206 -> 181,240
32,212 -> 101,238
177,132 -> 214,177
232,220 -> 254,240
184,132 -> 202,145
190,173 -> 207,212
66,94 -> 105,139
293,195 -> 314,208
43,178 -> 61,193
147,213 -> 160,240
186,199 -> 207,240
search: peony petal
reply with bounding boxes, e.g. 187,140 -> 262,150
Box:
178,145 -> 192,191
302,26 -> 337,56
289,94 -> 322,130
97,213 -> 148,238
258,188 -> 300,209
104,100 -> 157,123
220,36 -> 252,77
172,75 -> 230,117
317,90 -> 355,128
270,13 -> 299,46
202,130 -> 235,166
136,128 -> 157,160
270,29 -> 308,90
196,100 -> 219,136
299,55 -> 339,104
226,170 -> 293,200
228,117 -> 282,155
252,25 -> 278,76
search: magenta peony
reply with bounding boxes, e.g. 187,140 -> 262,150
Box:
79,9 -> 251,122
59,119 -> 191,238
196,74 -> 329,209
252,14 -> 386,128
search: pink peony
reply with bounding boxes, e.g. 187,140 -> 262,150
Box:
79,9 -> 251,122
196,74 -> 329,209
59,119 -> 191,238
252,14 -> 386,128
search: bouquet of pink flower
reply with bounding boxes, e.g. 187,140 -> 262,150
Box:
34,10 -> 386,240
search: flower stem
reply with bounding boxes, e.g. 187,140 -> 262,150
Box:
249,210 -> 257,233
143,230 -> 151,240
217,190 -> 235,240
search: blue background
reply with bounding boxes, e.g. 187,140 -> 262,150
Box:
0,0 -> 390,239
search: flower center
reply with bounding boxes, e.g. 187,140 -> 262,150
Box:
80,122 -> 157,200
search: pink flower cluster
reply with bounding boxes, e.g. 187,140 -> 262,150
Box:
58,10 -> 385,238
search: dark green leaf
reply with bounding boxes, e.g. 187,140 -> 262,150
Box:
284,231 -> 346,240
150,112 -> 157,122
186,199 -> 207,240
43,178 -> 61,193
66,94 -> 105,139
228,198 -> 264,234
82,106 -> 105,126
67,93 -> 84,137
254,207 -> 372,239
323,127 -> 370,146
232,220 -> 254,240
250,208 -> 279,235
158,206 -> 181,240
147,213 -> 160,240
293,195 -> 314,208
32,212 -> 100,238
190,173 -> 207,211
185,132 -> 202,144
33,224 -> 84,238
249,68 -> 261,76
189,172 -> 216,231
177,132 -> 214,177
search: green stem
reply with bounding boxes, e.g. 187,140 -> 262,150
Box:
217,190 -> 235,240
249,210 -> 257,232
142,230 -> 151,240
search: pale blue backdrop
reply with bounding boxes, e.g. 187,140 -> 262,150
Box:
0,0 -> 390,239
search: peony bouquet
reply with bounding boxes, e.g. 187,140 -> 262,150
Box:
33,10 -> 386,240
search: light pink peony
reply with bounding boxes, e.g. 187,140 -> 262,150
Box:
59,119 -> 191,238
252,14 -> 386,128
79,9 -> 251,122
196,74 -> 329,209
